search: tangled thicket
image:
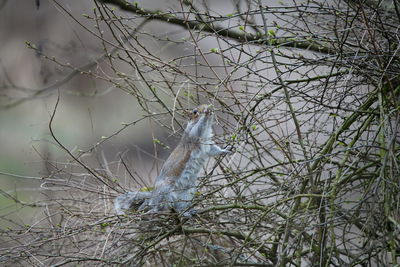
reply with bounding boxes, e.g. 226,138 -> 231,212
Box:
1,0 -> 399,266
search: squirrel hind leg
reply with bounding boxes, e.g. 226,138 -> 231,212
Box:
182,208 -> 198,218
144,185 -> 173,213
114,191 -> 152,215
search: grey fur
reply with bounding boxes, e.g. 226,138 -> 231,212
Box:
114,105 -> 230,216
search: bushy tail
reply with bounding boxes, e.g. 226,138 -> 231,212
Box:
114,191 -> 152,215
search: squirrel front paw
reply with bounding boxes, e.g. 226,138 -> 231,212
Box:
222,146 -> 234,154
209,144 -> 233,156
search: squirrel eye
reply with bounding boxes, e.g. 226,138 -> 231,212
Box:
192,109 -> 198,115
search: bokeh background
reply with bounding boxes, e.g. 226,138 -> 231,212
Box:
0,0 -> 186,221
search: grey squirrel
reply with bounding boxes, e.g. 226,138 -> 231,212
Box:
114,104 -> 230,216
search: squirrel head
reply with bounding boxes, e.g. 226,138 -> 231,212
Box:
189,104 -> 212,120
184,104 -> 214,140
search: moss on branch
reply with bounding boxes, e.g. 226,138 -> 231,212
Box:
97,0 -> 333,54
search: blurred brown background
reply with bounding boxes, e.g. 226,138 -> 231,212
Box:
0,0 -> 168,219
